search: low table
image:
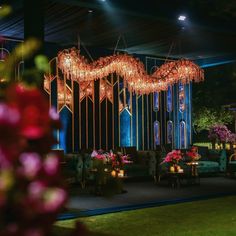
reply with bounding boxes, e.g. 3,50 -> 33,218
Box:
185,162 -> 200,185
167,172 -> 185,188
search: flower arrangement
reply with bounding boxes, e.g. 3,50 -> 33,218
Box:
186,146 -> 201,161
91,150 -> 130,167
0,33 -> 88,234
110,152 -> 131,169
91,149 -> 111,164
163,150 -> 182,164
0,83 -> 68,235
90,150 -> 129,195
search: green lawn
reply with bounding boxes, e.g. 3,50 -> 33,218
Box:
55,196 -> 236,236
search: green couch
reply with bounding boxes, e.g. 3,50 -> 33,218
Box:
60,147 -> 161,184
121,147 -> 160,180
158,148 -> 227,181
196,148 -> 227,175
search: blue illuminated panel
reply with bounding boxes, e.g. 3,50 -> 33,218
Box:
153,92 -> 159,111
120,109 -> 131,147
180,121 -> 186,149
167,121 -> 173,144
179,83 -> 185,112
154,121 -> 160,145
167,86 -> 172,112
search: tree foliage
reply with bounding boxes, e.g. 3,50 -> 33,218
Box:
193,107 -> 234,133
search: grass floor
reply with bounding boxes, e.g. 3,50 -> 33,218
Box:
54,196 -> 236,236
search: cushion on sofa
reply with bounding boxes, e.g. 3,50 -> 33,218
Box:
197,161 -> 220,173
196,146 -> 209,161
124,164 -> 149,177
136,151 -> 150,165
208,150 -> 220,162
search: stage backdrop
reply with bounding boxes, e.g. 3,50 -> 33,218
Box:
44,55 -> 192,153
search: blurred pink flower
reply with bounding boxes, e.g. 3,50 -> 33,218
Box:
49,107 -> 60,121
28,181 -> 46,197
42,188 -> 67,212
43,154 -> 59,176
0,83 -> 65,235
19,153 -> 41,178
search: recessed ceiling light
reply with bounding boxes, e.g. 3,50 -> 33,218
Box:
178,15 -> 186,21
88,9 -> 93,13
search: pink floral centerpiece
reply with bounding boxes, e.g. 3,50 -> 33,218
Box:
91,150 -> 131,167
163,150 -> 183,172
163,150 -> 182,164
186,146 -> 201,161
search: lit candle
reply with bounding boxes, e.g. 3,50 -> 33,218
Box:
118,170 -> 124,177
111,170 -> 116,177
170,166 -> 175,172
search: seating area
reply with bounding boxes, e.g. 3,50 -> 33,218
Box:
57,148 -> 159,187
56,145 -> 232,192
196,147 -> 227,174
1,1 -> 236,235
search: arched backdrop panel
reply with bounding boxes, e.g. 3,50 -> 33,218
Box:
45,55 -> 193,152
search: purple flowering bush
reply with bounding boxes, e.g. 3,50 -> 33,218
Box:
208,124 -> 235,144
228,133 -> 236,144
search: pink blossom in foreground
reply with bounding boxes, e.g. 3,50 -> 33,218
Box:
19,153 -> 41,178
43,154 -> 60,176
42,188 -> 67,212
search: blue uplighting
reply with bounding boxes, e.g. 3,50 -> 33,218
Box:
200,59 -> 236,68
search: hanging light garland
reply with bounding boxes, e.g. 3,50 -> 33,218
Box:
57,47 -> 204,95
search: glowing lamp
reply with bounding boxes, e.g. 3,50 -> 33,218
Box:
178,15 -> 186,21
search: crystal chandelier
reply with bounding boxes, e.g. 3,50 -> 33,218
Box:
57,47 -> 204,95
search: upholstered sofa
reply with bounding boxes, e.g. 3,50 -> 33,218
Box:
56,147 -> 161,186
121,147 -> 160,180
195,147 -> 227,175
158,147 -> 227,181
50,149 -> 80,184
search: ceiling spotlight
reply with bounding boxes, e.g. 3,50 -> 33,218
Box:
99,0 -> 106,2
88,9 -> 93,13
178,15 -> 186,21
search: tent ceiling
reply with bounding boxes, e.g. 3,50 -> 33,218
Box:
1,0 -> 236,59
